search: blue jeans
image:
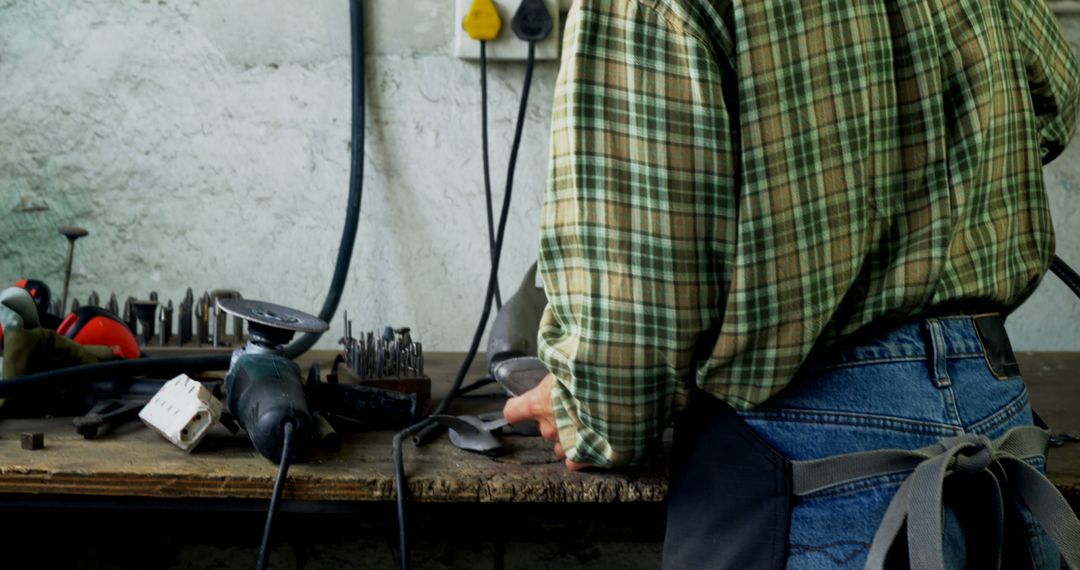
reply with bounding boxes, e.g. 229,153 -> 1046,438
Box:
737,316 -> 1058,568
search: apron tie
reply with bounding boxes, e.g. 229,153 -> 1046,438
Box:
790,426 -> 1080,569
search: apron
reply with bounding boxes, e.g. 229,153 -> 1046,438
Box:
662,316 -> 1080,569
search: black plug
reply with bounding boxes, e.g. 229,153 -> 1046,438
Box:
511,0 -> 553,42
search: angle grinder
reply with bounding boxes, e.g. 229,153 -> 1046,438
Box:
218,299 -> 328,463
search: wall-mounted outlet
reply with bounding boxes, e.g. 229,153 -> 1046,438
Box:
454,0 -> 561,61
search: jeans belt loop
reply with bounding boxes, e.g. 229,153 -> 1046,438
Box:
925,318 -> 951,388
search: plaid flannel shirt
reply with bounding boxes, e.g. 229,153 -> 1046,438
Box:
537,0 -> 1080,467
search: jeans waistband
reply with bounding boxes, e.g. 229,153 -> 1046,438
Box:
805,314 -> 1018,377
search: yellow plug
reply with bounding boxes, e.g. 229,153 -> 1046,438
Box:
463,0 -> 502,41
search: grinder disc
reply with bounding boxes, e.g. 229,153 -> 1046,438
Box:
216,299 -> 328,333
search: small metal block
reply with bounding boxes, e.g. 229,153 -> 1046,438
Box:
21,432 -> 44,450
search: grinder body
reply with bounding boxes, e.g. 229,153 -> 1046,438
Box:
225,344 -> 313,463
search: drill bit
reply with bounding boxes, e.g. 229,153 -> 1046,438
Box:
232,313 -> 245,345
131,300 -> 158,346
367,332 -> 375,378
196,296 -> 209,345
231,298 -> 244,346
161,300 -> 173,346
211,303 -> 221,348
199,292 -> 211,345
158,304 -> 167,346
179,288 -> 193,346
342,311 -> 349,343
124,297 -> 138,331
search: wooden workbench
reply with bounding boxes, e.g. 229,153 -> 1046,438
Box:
0,352 -> 665,504
0,352 -> 1075,506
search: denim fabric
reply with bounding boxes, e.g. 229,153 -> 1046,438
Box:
737,316 -> 1059,569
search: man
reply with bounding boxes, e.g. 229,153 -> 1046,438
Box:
504,0 -> 1080,567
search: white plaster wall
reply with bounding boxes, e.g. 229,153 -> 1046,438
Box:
0,0 -> 1078,352
0,0 -> 555,351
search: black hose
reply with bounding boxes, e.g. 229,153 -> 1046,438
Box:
256,421 -> 295,570
0,355 -> 229,398
455,376 -> 496,396
481,40 -> 504,310
392,422 -> 427,570
285,0 -> 366,358
392,41 -> 538,570
0,0 -> 366,394
1051,255 -> 1080,299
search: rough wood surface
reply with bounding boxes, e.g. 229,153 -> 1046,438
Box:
0,352 -> 666,503
0,352 -> 1074,505
1021,352 -> 1080,507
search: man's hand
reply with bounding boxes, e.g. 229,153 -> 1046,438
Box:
502,373 -> 591,471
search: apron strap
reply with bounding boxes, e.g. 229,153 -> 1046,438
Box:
789,426 -> 1080,569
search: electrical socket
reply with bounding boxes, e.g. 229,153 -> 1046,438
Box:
139,374 -> 223,453
454,0 -> 561,61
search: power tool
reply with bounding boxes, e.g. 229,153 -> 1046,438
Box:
217,299 -> 328,463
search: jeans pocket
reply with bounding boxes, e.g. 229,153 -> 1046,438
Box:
787,469 -> 1059,570
787,475 -> 902,569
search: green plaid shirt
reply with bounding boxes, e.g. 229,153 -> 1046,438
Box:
537,0 -> 1080,467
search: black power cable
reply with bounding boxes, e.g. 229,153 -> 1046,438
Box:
1051,255 -> 1080,299
392,39 -> 540,570
456,376 -> 496,396
0,0 -> 366,395
0,354 -> 229,397
256,421 -> 295,570
286,0 -> 366,358
481,40 -> 504,310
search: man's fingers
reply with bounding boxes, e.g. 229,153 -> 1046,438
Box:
503,373 -> 557,428
503,373 -> 571,466
551,442 -> 589,470
566,459 -> 589,472
539,420 -> 558,442
502,394 -> 532,425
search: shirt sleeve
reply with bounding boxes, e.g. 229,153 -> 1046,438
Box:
1011,0 -> 1080,163
536,0 -> 737,467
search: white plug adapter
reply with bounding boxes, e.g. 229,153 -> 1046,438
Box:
139,374 -> 223,452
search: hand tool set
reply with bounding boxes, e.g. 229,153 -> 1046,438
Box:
43,285 -> 249,349
334,313 -> 432,414
339,317 -> 425,380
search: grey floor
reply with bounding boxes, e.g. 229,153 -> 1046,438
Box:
0,498 -> 665,569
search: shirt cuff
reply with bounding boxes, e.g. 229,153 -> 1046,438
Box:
550,375 -> 616,468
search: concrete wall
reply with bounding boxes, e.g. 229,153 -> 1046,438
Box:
1,0 -> 1078,352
